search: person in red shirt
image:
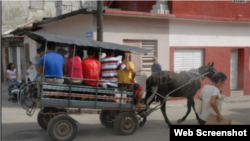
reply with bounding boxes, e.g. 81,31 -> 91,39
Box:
64,49 -> 83,85
81,49 -> 101,86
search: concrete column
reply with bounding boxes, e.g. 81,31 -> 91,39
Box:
16,47 -> 22,82
1,47 -> 7,84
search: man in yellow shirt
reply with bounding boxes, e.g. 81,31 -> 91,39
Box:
118,52 -> 146,108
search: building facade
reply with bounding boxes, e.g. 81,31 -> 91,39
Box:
15,1 -> 250,96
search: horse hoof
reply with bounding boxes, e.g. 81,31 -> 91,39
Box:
177,119 -> 182,124
139,122 -> 144,128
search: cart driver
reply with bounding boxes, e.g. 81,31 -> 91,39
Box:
100,50 -> 146,108
118,52 -> 146,108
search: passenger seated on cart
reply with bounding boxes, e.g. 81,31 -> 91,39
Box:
81,49 -> 101,86
64,49 -> 83,85
38,42 -> 65,84
100,50 -> 129,88
118,52 -> 146,108
6,63 -> 20,90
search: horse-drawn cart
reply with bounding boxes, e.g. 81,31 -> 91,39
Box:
18,31 -> 152,141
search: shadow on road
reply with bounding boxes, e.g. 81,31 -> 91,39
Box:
1,92 -> 23,108
223,113 -> 250,124
229,108 -> 250,114
2,119 -> 169,141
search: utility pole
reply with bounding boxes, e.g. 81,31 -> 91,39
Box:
97,1 -> 103,41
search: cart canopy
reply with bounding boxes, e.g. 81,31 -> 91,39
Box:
24,31 -> 152,54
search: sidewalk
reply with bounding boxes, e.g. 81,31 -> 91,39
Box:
164,96 -> 250,108
2,83 -> 250,109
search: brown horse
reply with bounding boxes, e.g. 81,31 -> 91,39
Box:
140,62 -> 216,127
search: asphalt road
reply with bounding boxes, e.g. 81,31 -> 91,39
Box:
1,89 -> 250,141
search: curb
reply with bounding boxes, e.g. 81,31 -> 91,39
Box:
164,99 -> 250,109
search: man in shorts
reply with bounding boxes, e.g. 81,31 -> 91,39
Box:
117,52 -> 146,108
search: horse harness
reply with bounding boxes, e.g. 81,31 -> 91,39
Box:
179,70 -> 203,98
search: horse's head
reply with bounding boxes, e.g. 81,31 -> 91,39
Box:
198,62 -> 217,79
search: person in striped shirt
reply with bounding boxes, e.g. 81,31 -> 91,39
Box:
100,50 -> 130,87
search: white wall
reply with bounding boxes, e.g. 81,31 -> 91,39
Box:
169,19 -> 250,46
39,14 -> 94,39
24,36 -> 38,62
93,15 -> 170,71
25,14 -> 94,60
2,1 -> 56,31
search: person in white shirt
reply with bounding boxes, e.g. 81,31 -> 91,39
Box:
26,61 -> 38,82
198,71 -> 227,125
6,63 -> 20,89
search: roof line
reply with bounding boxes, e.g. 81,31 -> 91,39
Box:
33,8 -> 98,27
105,9 -> 175,18
104,9 -> 250,23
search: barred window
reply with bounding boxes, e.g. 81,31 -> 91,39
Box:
141,41 -> 157,72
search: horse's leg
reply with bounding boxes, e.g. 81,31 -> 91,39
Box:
177,96 -> 193,124
191,98 -> 200,122
140,81 -> 158,127
139,98 -> 155,127
160,99 -> 171,127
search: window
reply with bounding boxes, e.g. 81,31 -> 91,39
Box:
231,0 -> 247,3
29,1 -> 45,10
141,41 -> 157,72
174,49 -> 204,73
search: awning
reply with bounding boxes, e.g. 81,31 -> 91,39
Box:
24,31 -> 152,54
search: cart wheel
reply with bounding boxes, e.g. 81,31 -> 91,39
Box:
37,108 -> 59,130
114,112 -> 138,135
99,110 -> 115,128
47,115 -> 78,141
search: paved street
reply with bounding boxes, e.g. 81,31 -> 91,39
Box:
1,83 -> 250,141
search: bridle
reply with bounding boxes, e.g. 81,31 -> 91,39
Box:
196,65 -> 215,81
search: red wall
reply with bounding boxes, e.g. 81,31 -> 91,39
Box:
170,47 -> 250,98
243,48 -> 250,95
104,1 -> 157,12
204,47 -> 231,96
171,1 -> 250,19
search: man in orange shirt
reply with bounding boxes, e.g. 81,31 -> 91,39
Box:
81,49 -> 101,86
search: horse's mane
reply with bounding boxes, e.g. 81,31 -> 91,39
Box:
166,68 -> 199,83
148,68 -> 200,86
180,68 -> 197,74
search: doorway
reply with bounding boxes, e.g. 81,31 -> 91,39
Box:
230,49 -> 238,90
